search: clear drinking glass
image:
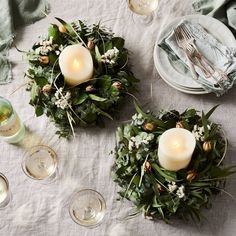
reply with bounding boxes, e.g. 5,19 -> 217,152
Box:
22,145 -> 58,183
0,173 -> 11,209
69,189 -> 106,227
127,0 -> 159,25
0,96 -> 25,144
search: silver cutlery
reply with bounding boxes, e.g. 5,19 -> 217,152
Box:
174,27 -> 198,81
178,23 -> 229,83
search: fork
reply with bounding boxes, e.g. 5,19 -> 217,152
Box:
180,35 -> 226,89
179,23 -> 229,82
174,27 -> 198,80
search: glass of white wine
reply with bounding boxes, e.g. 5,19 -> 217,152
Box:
0,173 -> 11,209
128,0 -> 159,25
22,145 -> 58,183
69,189 -> 106,227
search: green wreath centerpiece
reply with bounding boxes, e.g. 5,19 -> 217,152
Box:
112,104 -> 235,222
24,17 -> 138,137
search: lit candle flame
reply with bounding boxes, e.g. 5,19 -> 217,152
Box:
173,140 -> 180,149
73,59 -> 80,69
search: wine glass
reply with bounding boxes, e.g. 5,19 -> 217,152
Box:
0,173 -> 11,209
127,0 -> 159,25
22,145 -> 58,183
69,189 -> 106,227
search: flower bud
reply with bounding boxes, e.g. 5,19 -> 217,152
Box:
176,121 -> 184,128
157,183 -> 164,193
87,41 -> 95,49
58,25 -> 67,33
143,122 -> 154,132
203,141 -> 212,152
143,212 -> 153,220
39,56 -> 49,64
112,81 -> 122,90
186,170 -> 197,182
144,161 -> 151,172
42,84 -> 52,94
85,85 -> 95,92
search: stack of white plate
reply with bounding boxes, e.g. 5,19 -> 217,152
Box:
153,15 -> 236,95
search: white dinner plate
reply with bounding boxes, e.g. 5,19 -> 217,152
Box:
153,15 -> 236,94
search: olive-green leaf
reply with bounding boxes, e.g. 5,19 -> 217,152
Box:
95,107 -> 113,120
205,105 -> 220,120
55,17 -> 76,37
95,45 -> 102,62
73,93 -> 88,105
151,163 -> 177,181
89,94 -> 107,102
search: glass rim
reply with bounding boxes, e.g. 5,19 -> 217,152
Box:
68,189 -> 106,227
0,97 -> 14,123
217,127 -> 228,166
0,172 -> 9,191
0,172 -> 11,209
21,145 -> 58,181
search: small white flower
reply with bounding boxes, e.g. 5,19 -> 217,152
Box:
54,88 -> 71,110
176,185 -> 185,199
34,37 -> 63,55
47,46 -> 53,51
128,140 -> 134,151
131,113 -> 145,126
101,47 -> 119,65
59,45 -> 64,51
168,182 -> 178,193
129,132 -> 154,150
192,124 -> 211,141
55,88 -> 63,99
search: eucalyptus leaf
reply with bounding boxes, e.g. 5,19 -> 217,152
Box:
112,37 -> 125,49
35,105 -> 44,117
48,25 -> 61,42
34,77 -> 48,86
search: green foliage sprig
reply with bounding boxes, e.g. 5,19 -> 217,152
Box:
24,18 -> 138,137
112,104 -> 235,223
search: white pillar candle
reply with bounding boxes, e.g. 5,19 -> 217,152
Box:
158,128 -> 196,171
59,44 -> 93,86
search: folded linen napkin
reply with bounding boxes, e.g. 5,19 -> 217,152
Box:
158,20 -> 236,96
193,0 -> 236,36
0,0 -> 49,84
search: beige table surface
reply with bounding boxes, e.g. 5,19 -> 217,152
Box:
0,0 -> 236,235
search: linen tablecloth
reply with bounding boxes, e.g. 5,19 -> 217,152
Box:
1,0 -> 236,235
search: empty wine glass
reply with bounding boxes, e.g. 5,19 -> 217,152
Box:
69,189 -> 106,227
0,173 -> 11,209
127,0 -> 159,25
22,145 -> 58,183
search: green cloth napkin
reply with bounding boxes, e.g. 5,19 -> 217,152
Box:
193,0 -> 236,35
0,0 -> 49,84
